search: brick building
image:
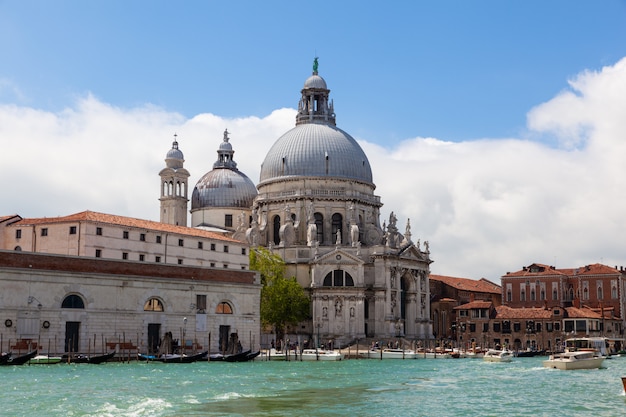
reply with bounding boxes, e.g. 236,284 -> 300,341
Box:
429,274 -> 501,342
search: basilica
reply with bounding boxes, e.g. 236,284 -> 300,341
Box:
181,59 -> 434,346
0,60 -> 433,355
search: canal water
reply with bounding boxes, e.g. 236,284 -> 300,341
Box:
2,356 -> 626,416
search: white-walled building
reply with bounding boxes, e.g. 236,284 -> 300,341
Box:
0,212 -> 260,355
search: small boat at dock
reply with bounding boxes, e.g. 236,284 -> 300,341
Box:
2,350 -> 38,366
138,351 -> 208,363
28,354 -> 63,365
67,351 -> 116,364
300,349 -> 344,361
361,348 -> 419,359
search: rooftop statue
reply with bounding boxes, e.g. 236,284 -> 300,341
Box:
313,57 -> 319,74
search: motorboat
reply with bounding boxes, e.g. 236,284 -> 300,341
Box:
483,349 -> 514,362
416,349 -> 451,359
300,349 -> 344,361
254,348 -> 295,361
361,348 -> 419,359
542,351 -> 605,370
28,354 -> 63,365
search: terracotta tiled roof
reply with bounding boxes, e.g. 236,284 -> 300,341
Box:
13,210 -> 241,243
503,262 -> 620,278
495,305 -> 553,320
565,306 -> 602,319
430,274 -> 501,294
503,263 -> 567,277
454,300 -> 492,310
572,263 -> 620,276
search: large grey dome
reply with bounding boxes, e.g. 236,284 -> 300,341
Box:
259,123 -> 373,184
192,169 -> 257,208
259,59 -> 373,186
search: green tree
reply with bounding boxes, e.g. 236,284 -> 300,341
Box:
250,247 -> 310,340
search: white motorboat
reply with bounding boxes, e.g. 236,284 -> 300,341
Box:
361,348 -> 419,359
254,348 -> 297,361
542,350 -> 605,370
299,349 -> 344,361
483,349 -> 514,362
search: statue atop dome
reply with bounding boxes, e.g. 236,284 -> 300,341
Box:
313,57 -> 319,74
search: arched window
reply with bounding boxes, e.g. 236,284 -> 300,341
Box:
612,285 -> 618,299
506,290 -> 512,302
540,289 -> 545,300
597,285 -> 603,300
144,298 -> 164,311
314,213 -> 324,243
553,289 -> 558,300
331,213 -> 343,243
520,290 -> 526,301
216,301 -> 233,314
322,270 -> 354,287
530,290 -> 536,301
62,294 -> 85,309
273,215 -> 281,245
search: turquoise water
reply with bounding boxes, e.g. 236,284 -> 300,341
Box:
2,356 -> 626,416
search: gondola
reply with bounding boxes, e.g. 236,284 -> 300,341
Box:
245,351 -> 261,361
223,349 -> 252,362
139,351 -> 208,363
3,350 -> 38,365
0,352 -> 11,365
224,350 -> 261,362
66,351 -> 116,364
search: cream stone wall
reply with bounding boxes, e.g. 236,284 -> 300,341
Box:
0,253 -> 260,355
2,217 -> 249,270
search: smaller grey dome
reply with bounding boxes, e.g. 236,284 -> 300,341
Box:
165,138 -> 184,169
191,129 -> 257,209
192,169 -> 257,209
304,75 -> 327,90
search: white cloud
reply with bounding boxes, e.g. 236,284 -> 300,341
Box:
2,57 -> 626,281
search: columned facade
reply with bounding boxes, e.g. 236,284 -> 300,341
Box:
245,60 -> 433,346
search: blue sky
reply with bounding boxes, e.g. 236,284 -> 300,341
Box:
2,1 -> 626,280
3,1 -> 625,142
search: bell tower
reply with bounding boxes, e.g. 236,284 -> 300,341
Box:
159,134 -> 190,226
